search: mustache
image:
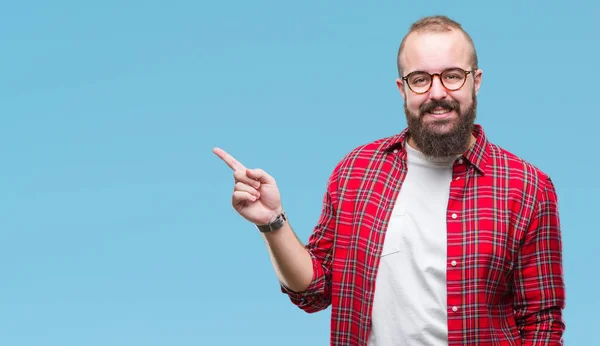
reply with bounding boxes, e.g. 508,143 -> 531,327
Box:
419,99 -> 460,116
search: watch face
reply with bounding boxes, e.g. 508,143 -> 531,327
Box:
269,216 -> 283,231
257,212 -> 286,233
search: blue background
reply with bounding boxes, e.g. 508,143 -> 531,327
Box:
1,1 -> 597,345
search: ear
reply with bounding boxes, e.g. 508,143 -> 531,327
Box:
396,78 -> 407,100
474,68 -> 483,95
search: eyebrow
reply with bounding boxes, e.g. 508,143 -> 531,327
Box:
404,67 -> 466,76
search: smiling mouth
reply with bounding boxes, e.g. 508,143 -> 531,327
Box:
429,107 -> 451,114
426,107 -> 454,118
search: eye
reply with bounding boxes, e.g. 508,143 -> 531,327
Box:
410,74 -> 430,85
442,69 -> 467,81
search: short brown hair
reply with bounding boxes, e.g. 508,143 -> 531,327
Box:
397,15 -> 478,77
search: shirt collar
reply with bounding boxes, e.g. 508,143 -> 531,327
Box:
382,124 -> 489,174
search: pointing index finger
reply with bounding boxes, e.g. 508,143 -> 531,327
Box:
213,147 -> 247,171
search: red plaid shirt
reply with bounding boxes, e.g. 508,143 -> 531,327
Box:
281,125 -> 565,345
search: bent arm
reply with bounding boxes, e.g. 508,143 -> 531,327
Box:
277,173 -> 338,313
262,221 -> 314,293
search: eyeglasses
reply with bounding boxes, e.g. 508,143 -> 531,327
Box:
402,68 -> 475,94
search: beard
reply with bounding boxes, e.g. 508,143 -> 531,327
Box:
404,91 -> 477,158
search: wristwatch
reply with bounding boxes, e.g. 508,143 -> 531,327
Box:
255,211 -> 287,233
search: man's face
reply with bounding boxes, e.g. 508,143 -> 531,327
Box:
397,30 -> 483,158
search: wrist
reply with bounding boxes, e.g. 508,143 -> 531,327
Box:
255,210 -> 287,233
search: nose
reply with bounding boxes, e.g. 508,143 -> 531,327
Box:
428,75 -> 448,100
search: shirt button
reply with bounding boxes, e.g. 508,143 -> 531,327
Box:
393,149 -> 398,153
458,158 -> 464,164
451,260 -> 457,266
451,213 -> 458,219
452,306 -> 458,312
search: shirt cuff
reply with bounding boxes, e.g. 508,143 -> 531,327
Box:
279,256 -> 328,308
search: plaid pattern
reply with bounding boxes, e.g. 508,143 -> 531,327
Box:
281,125 -> 565,345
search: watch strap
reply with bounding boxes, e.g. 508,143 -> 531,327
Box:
256,211 -> 287,233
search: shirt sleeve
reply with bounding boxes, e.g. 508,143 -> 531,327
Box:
280,166 -> 338,314
513,176 -> 566,345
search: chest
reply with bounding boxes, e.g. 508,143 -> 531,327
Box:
331,162 -> 532,290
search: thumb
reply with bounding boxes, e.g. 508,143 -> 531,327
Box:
246,168 -> 276,184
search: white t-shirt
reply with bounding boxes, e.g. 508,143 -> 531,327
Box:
368,142 -> 459,346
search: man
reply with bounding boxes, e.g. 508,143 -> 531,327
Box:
213,15 -> 566,346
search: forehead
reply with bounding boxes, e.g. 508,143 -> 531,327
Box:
401,30 -> 472,74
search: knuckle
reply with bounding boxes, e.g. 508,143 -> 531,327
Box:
235,171 -> 250,182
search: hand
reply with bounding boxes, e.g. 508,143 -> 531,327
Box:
213,147 -> 283,225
